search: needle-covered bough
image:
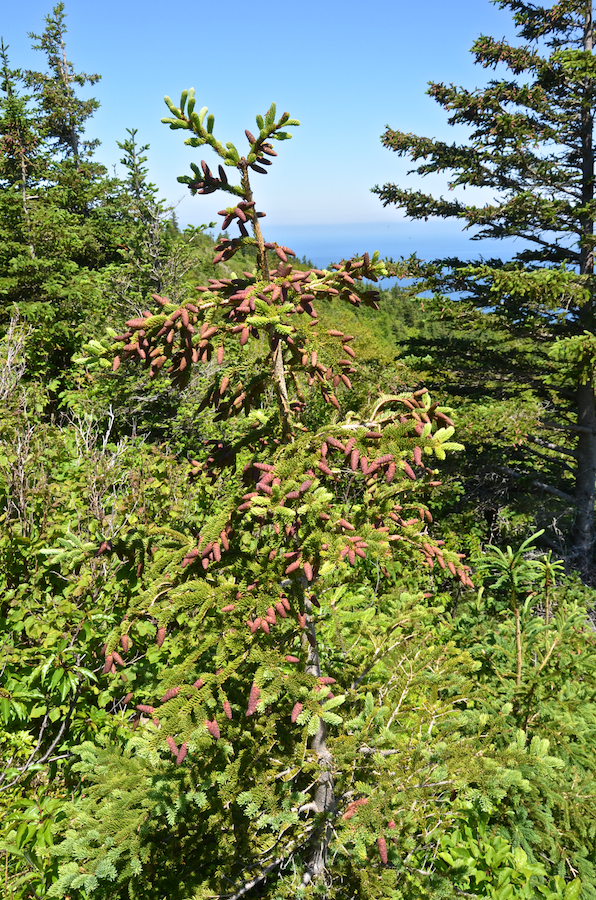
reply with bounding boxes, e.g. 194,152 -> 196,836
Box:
50,94 -> 477,900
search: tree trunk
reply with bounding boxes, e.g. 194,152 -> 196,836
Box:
571,2 -> 596,576
572,383 -> 596,574
19,142 -> 35,260
300,597 -> 336,886
57,24 -> 79,165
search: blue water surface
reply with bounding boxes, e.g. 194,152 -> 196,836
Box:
265,221 -> 528,272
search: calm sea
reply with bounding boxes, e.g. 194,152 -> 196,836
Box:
262,221 -> 529,276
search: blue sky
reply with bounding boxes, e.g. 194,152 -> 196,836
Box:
2,0 -> 521,261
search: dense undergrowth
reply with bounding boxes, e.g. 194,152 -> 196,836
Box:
2,2 -> 596,899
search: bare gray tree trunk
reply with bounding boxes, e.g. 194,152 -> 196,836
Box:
300,597 -> 335,886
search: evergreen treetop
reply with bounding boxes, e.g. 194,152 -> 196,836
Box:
374,0 -> 596,576
26,2 -> 100,164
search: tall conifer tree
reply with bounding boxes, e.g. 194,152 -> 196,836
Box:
0,41 -> 40,262
375,0 -> 596,575
0,4 -> 131,380
26,1 -> 100,166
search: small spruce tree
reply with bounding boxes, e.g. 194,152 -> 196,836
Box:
48,94 -> 484,900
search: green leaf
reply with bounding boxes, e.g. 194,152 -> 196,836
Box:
307,714 -> 321,736
322,694 -> 346,711
320,711 -> 342,726
0,697 -> 11,723
564,880 -> 582,900
187,87 -> 196,116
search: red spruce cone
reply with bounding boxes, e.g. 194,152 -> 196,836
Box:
246,683 -> 260,716
161,687 -> 180,703
205,719 -> 220,739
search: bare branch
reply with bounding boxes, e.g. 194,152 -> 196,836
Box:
0,314 -> 30,401
525,445 -> 574,472
495,466 -> 578,505
540,418 -> 595,435
528,434 -> 579,459
223,858 -> 284,900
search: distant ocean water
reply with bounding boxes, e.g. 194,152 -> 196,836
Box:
261,221 -> 528,276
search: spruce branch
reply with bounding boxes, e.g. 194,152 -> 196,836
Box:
527,435 -> 579,458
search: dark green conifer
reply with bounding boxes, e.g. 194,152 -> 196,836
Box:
25,2 -> 99,166
375,0 -> 596,575
0,4 -> 124,381
0,41 -> 40,264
